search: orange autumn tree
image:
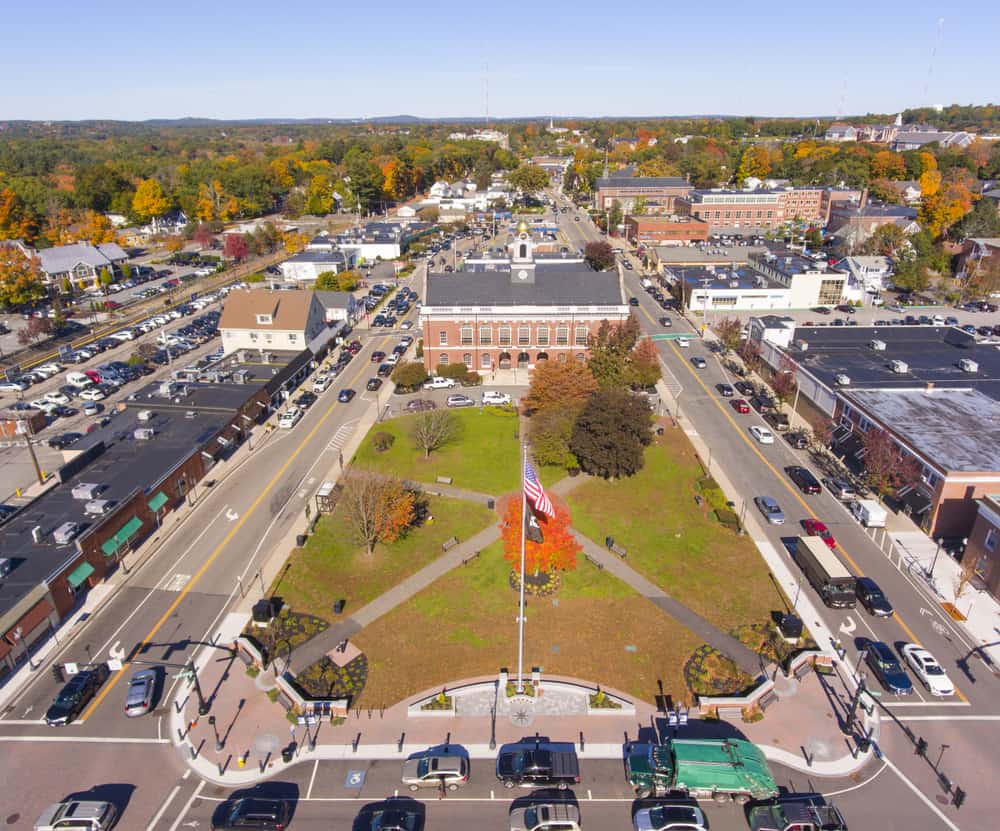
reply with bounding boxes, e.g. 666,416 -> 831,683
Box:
500,495 -> 580,576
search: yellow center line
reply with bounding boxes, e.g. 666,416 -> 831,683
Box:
627,292 -> 964,697
80,330 -> 393,720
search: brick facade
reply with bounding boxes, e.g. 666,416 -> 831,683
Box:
623,216 -> 709,244
963,497 -> 1000,599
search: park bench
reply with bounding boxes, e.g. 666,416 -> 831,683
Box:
461,550 -> 480,565
584,553 -> 605,570
717,706 -> 743,721
609,543 -> 627,559
442,537 -> 459,552
436,476 -> 453,485
758,690 -> 778,711
793,660 -> 813,681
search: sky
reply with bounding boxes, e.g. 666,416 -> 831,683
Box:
2,1 -> 997,121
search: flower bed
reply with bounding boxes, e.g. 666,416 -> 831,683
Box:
420,692 -> 454,711
508,570 -> 561,596
505,680 -> 536,697
294,653 -> 369,704
684,644 -> 756,698
242,610 -> 330,667
588,689 -> 622,709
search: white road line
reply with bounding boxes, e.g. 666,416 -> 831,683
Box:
822,760 -> 888,798
587,789 -> 593,800
307,759 -> 319,800
182,768 -> 191,780
881,754 -> 962,831
891,714 -> 1000,721
145,784 -> 181,831
167,780 -> 205,831
884,701 -> 970,707
0,735 -> 170,743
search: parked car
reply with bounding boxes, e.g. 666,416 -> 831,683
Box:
633,804 -> 708,831
717,383 -> 734,397
822,477 -> 857,500
446,394 -> 475,408
424,376 -> 458,390
377,363 -> 393,378
404,399 -> 437,412
732,398 -> 751,414
369,807 -> 419,831
45,666 -> 109,725
294,391 -> 317,410
79,388 -> 106,402
482,390 -> 511,406
865,640 -> 914,695
749,425 -> 775,444
366,378 -> 383,392
277,407 -> 303,429
124,668 -> 157,717
754,496 -> 785,525
855,577 -> 894,618
801,518 -> 836,549
785,465 -> 821,494
401,752 -> 470,791
371,351 -> 386,363
495,740 -> 580,789
48,432 -> 83,449
34,801 -> 118,831
211,798 -> 290,831
785,430 -> 809,449
901,643 -> 955,696
509,802 -> 582,831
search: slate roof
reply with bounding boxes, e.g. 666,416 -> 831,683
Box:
36,242 -> 127,275
425,267 -> 623,307
596,176 -> 690,189
285,250 -> 346,264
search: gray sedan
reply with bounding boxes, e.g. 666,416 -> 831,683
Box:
754,496 -> 785,525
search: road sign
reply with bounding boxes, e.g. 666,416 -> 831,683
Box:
108,658 -> 123,672
64,662 -> 79,675
58,345 -> 74,360
4,365 -> 21,381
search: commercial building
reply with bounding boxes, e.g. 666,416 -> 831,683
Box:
594,175 -> 693,213
677,187 -> 829,232
750,324 -> 1000,537
623,215 -> 709,245
219,289 -> 330,355
420,222 -> 628,373
278,249 -> 352,282
336,221 -> 432,262
964,495 -> 1000,599
35,242 -> 129,290
827,202 -> 919,251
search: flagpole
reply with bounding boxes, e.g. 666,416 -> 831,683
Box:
517,442 -> 527,693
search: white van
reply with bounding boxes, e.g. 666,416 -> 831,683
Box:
482,391 -> 512,406
65,371 -> 94,389
677,337 -> 691,348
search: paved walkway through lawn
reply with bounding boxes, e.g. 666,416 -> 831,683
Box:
287,523 -> 501,673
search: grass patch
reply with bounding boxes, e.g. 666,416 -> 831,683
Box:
567,429 -> 782,633
352,540 -> 702,707
271,495 -> 495,619
354,408 -> 563,493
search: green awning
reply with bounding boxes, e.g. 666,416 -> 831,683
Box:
100,515 -> 144,557
67,561 -> 95,588
147,491 -> 168,512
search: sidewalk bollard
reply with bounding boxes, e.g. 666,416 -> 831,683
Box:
579,732 -> 585,752
352,733 -> 361,753
238,754 -> 246,769
190,744 -> 198,760
398,733 -> 406,753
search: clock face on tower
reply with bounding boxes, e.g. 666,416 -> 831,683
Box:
517,269 -> 528,280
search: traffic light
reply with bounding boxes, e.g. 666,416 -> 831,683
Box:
915,737 -> 928,757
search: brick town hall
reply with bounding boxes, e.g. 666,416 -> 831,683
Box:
419,221 -> 629,378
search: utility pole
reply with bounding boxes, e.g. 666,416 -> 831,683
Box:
515,444 -> 528,693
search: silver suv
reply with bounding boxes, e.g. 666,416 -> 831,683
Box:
401,753 -> 469,790
34,801 -> 118,831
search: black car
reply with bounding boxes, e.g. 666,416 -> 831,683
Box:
658,316 -> 672,328
865,640 -> 913,695
628,297 -> 640,306
377,363 -> 393,378
294,391 -> 317,409
734,380 -> 756,397
338,389 -> 355,403
366,378 -> 383,391
856,577 -> 894,617
785,430 -> 809,450
212,798 -> 291,831
369,808 -> 419,831
785,465 -> 821,494
496,741 -> 581,789
46,666 -> 109,725
48,432 -> 83,449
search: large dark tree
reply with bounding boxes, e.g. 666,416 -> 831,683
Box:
584,240 -> 616,272
570,389 -> 653,479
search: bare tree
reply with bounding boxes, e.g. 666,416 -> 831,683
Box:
771,355 -> 798,407
410,410 -> 459,458
340,471 -> 415,556
953,553 -> 979,609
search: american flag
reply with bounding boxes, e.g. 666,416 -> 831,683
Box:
524,461 -> 555,517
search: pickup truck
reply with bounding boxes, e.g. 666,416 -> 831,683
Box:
496,740 -> 580,789
625,738 -> 778,802
748,799 -> 847,831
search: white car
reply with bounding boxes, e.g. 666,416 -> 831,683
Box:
45,391 -> 71,406
0,380 -> 30,393
30,399 -> 60,414
424,376 -> 458,390
34,800 -> 118,831
677,337 -> 691,348
901,643 -> 955,696
36,363 -> 63,378
385,353 -> 399,365
750,425 -> 775,444
633,804 -> 708,831
312,374 -> 331,393
482,390 -> 511,406
79,388 -> 106,401
278,407 -> 303,429
400,320 -> 414,329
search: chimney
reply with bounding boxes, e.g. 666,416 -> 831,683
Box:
925,382 -> 935,395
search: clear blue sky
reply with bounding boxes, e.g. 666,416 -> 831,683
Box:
2,1 -> 995,121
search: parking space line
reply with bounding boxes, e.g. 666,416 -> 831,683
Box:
167,780 -> 205,831
307,759 -> 319,800
145,784 -> 181,831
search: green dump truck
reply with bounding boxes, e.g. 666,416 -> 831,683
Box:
624,738 -> 779,802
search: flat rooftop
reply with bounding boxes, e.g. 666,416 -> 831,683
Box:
787,325 -> 1000,400
656,245 -> 767,266
670,265 -> 785,291
844,388 -> 1000,473
426,266 -> 623,307
751,249 -> 843,277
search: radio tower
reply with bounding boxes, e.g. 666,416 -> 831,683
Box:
484,62 -> 490,130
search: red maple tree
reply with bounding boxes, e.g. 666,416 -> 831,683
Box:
500,495 -> 580,576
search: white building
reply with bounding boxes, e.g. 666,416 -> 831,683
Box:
279,249 -> 352,282
840,256 -> 893,293
219,289 -> 329,355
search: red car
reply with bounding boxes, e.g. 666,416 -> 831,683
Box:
802,518 -> 836,549
732,398 -> 751,414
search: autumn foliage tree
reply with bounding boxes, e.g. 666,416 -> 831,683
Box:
132,178 -> 170,224
584,241 -> 615,272
500,496 -> 580,577
223,233 -> 250,261
628,337 -> 662,389
714,317 -> 743,354
0,246 -> 46,309
861,428 -> 922,499
523,359 -> 597,415
770,356 -> 798,407
340,471 -> 416,556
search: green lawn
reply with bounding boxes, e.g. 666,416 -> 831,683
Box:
567,428 -> 783,633
354,407 -> 563,494
353,539 -> 702,707
271,495 -> 495,620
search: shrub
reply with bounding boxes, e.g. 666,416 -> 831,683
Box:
373,431 -> 395,452
715,508 -> 740,529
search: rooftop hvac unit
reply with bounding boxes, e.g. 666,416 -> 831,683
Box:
137,410 -> 154,422
53,522 -> 80,545
134,428 -> 155,440
31,525 -> 43,544
0,557 -> 11,578
889,359 -> 909,374
835,374 -> 851,386
71,482 -> 101,501
84,500 -> 111,516
870,339 -> 886,351
959,358 -> 979,374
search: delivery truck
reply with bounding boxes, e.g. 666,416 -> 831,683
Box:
849,499 -> 887,528
794,536 -> 856,609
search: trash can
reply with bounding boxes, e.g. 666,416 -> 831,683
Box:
282,744 -> 295,763
605,536 -> 614,549
486,498 -> 495,510
333,598 -> 345,614
296,534 -> 308,547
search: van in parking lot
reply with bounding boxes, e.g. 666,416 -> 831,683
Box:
65,371 -> 93,389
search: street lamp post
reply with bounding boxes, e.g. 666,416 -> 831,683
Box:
927,537 -> 944,580
188,660 -> 210,716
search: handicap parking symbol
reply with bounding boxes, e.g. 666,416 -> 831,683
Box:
345,770 -> 366,789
